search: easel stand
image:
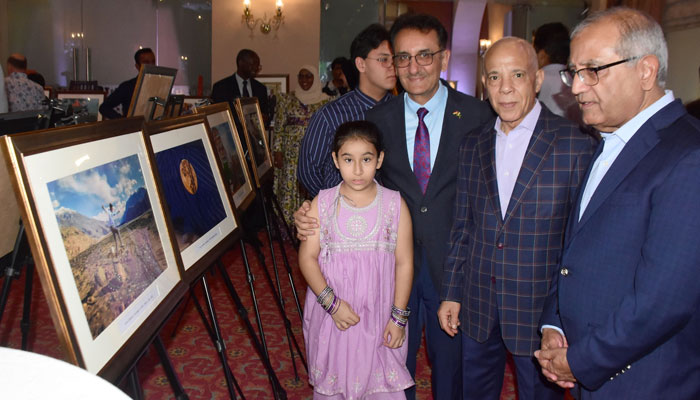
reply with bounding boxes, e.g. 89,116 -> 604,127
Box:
258,183 -> 304,323
124,335 -> 190,400
147,96 -> 167,121
170,241 -> 287,399
0,222 -> 35,350
242,183 -> 307,379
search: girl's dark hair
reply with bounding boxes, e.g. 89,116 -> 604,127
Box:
332,120 -> 384,155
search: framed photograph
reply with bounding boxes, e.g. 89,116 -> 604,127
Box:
195,103 -> 255,211
44,86 -> 54,99
56,91 -> 107,122
256,74 -> 289,95
145,115 -> 239,279
127,65 -> 178,121
235,97 -> 272,187
1,117 -> 186,380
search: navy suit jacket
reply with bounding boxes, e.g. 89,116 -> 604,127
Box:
365,85 -> 493,293
441,105 -> 596,355
540,99 -> 700,398
211,73 -> 271,123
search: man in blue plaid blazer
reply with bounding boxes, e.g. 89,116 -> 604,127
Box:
438,38 -> 596,400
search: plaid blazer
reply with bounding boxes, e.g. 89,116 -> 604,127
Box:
441,105 -> 597,355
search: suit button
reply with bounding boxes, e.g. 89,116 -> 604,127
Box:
497,242 -> 504,249
560,268 -> 569,277
420,206 -> 428,213
491,277 -> 496,284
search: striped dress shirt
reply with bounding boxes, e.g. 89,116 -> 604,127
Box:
297,89 -> 392,197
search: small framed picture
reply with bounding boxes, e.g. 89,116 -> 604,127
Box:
256,74 -> 289,95
1,118 -> 186,380
195,102 -> 255,211
56,90 -> 107,122
235,97 -> 273,187
128,65 -> 178,121
145,115 -> 240,280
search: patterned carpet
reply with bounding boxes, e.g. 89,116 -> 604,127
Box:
1,233 -> 522,399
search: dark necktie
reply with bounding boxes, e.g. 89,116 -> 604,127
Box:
242,80 -> 250,97
413,107 -> 430,194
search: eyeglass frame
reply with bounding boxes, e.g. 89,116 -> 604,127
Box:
559,56 -> 641,87
393,49 -> 446,68
364,55 -> 394,68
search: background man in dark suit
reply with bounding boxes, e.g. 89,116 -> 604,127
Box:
535,7 -> 700,399
365,14 -> 493,400
438,37 -> 596,400
99,48 -> 156,119
211,48 -> 271,126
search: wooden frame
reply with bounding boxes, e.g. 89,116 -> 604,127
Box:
127,65 -> 178,121
195,103 -> 255,211
56,90 -> 107,122
256,74 -> 289,95
144,115 -> 240,282
1,117 -> 186,380
235,97 -> 272,188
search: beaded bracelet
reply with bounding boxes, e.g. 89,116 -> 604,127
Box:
390,305 -> 410,328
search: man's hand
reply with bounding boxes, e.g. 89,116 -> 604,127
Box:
437,301 -> 461,337
534,347 -> 576,389
541,327 -> 568,351
294,200 -> 318,241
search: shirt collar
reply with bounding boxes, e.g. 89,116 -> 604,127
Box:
404,81 -> 448,114
494,100 -> 542,136
9,71 -> 28,79
602,90 -> 675,144
353,87 -> 392,106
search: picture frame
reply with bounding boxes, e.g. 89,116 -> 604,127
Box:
195,103 -> 256,211
56,90 -> 107,122
44,86 -> 54,99
127,65 -> 178,121
144,114 -> 240,281
1,117 -> 186,381
256,74 -> 289,95
235,97 -> 273,187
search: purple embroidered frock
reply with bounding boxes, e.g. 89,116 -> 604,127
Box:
303,183 -> 414,399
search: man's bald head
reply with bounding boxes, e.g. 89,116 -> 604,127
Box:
7,53 -> 28,73
484,37 -> 539,78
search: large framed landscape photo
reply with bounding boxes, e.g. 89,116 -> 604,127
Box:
1,118 -> 185,380
235,97 -> 272,187
145,114 -> 239,280
195,102 -> 255,211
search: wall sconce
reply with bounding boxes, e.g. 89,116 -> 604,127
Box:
243,0 -> 284,35
479,39 -> 491,57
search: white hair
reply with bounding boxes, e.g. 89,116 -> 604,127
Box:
572,7 -> 668,87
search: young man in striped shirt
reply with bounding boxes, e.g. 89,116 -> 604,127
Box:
297,23 -> 397,196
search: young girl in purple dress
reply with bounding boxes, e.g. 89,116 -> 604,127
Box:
299,120 -> 414,399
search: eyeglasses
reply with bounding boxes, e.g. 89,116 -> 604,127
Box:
365,55 -> 394,68
560,56 -> 640,87
393,49 -> 445,68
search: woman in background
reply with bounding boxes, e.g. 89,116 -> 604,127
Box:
272,65 -> 329,228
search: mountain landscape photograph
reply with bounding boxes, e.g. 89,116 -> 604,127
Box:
47,155 -> 168,338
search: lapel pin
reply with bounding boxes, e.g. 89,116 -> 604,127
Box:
452,110 -> 462,119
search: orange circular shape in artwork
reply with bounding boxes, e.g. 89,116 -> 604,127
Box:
179,159 -> 198,195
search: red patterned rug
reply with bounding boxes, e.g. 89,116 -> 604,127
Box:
1,233 -> 525,399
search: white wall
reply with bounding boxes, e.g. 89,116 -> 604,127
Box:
666,26 -> 700,104
212,0 -> 321,94
3,0 -> 212,94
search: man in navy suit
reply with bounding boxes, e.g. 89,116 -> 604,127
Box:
365,14 -> 493,399
211,49 -> 270,125
535,7 -> 700,399
438,37 -> 596,400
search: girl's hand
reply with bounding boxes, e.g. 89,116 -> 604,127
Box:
383,320 -> 406,348
331,300 -> 360,331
